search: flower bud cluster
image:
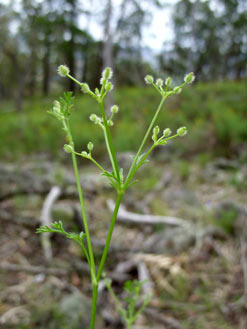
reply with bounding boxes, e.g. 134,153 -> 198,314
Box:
144,72 -> 195,98
177,126 -> 187,136
152,125 -> 160,142
151,125 -> 188,147
107,119 -> 114,126
81,83 -> 91,94
51,100 -> 64,121
100,67 -> 113,85
57,65 -> 70,77
156,79 -> 163,89
81,151 -> 89,157
173,86 -> 182,94
184,72 -> 195,84
64,144 -> 73,153
89,114 -> 102,125
163,128 -> 172,137
87,142 -> 94,153
111,105 -> 119,114
144,75 -> 154,85
165,77 -> 172,86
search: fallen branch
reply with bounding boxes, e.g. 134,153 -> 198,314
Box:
0,262 -> 68,276
0,261 -> 130,283
144,308 -> 184,329
137,261 -> 154,296
107,199 -> 188,226
40,186 -> 61,261
240,237 -> 247,298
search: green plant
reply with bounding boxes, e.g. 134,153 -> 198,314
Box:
37,65 -> 194,328
104,277 -> 152,329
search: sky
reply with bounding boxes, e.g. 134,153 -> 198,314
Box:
81,0 -> 179,52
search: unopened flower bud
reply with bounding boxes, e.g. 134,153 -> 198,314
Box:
95,88 -> 100,96
105,82 -> 113,92
163,128 -> 172,137
108,119 -> 114,126
165,77 -> 172,86
184,72 -> 195,84
152,125 -> 160,142
53,100 -> 61,113
102,67 -> 113,81
177,126 -> 187,136
153,125 -> 160,135
173,86 -> 182,94
89,114 -> 96,121
156,78 -> 163,89
144,75 -> 154,84
81,151 -> 89,157
87,142 -> 94,152
111,105 -> 119,114
57,65 -> 70,77
81,83 -> 90,93
64,144 -> 73,153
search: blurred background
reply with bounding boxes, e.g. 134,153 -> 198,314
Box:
0,0 -> 246,328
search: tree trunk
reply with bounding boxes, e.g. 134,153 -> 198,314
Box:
103,0 -> 114,111
43,37 -> 51,96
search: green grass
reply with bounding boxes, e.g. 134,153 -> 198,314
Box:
0,80 -> 246,161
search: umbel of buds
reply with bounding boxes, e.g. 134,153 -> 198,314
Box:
58,65 -> 70,77
177,126 -> 188,136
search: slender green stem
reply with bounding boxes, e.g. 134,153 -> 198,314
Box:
67,74 -> 82,86
73,151 -> 106,173
127,144 -> 156,184
107,283 -> 126,315
128,133 -> 180,183
124,96 -> 167,189
96,193 -> 123,281
65,120 -> 96,280
99,101 -> 120,181
90,284 -> 99,329
126,321 -> 132,329
80,243 -> 91,266
71,151 -> 96,280
89,194 -> 123,328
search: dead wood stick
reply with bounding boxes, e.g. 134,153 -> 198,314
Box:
40,186 -> 61,261
240,238 -> 247,298
137,261 -> 154,296
0,262 -> 130,283
144,308 -> 184,329
0,262 -> 68,276
107,199 -> 188,226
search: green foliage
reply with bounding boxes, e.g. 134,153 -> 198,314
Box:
211,209 -> 238,235
104,277 -> 152,329
37,220 -> 86,248
0,80 -> 245,161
